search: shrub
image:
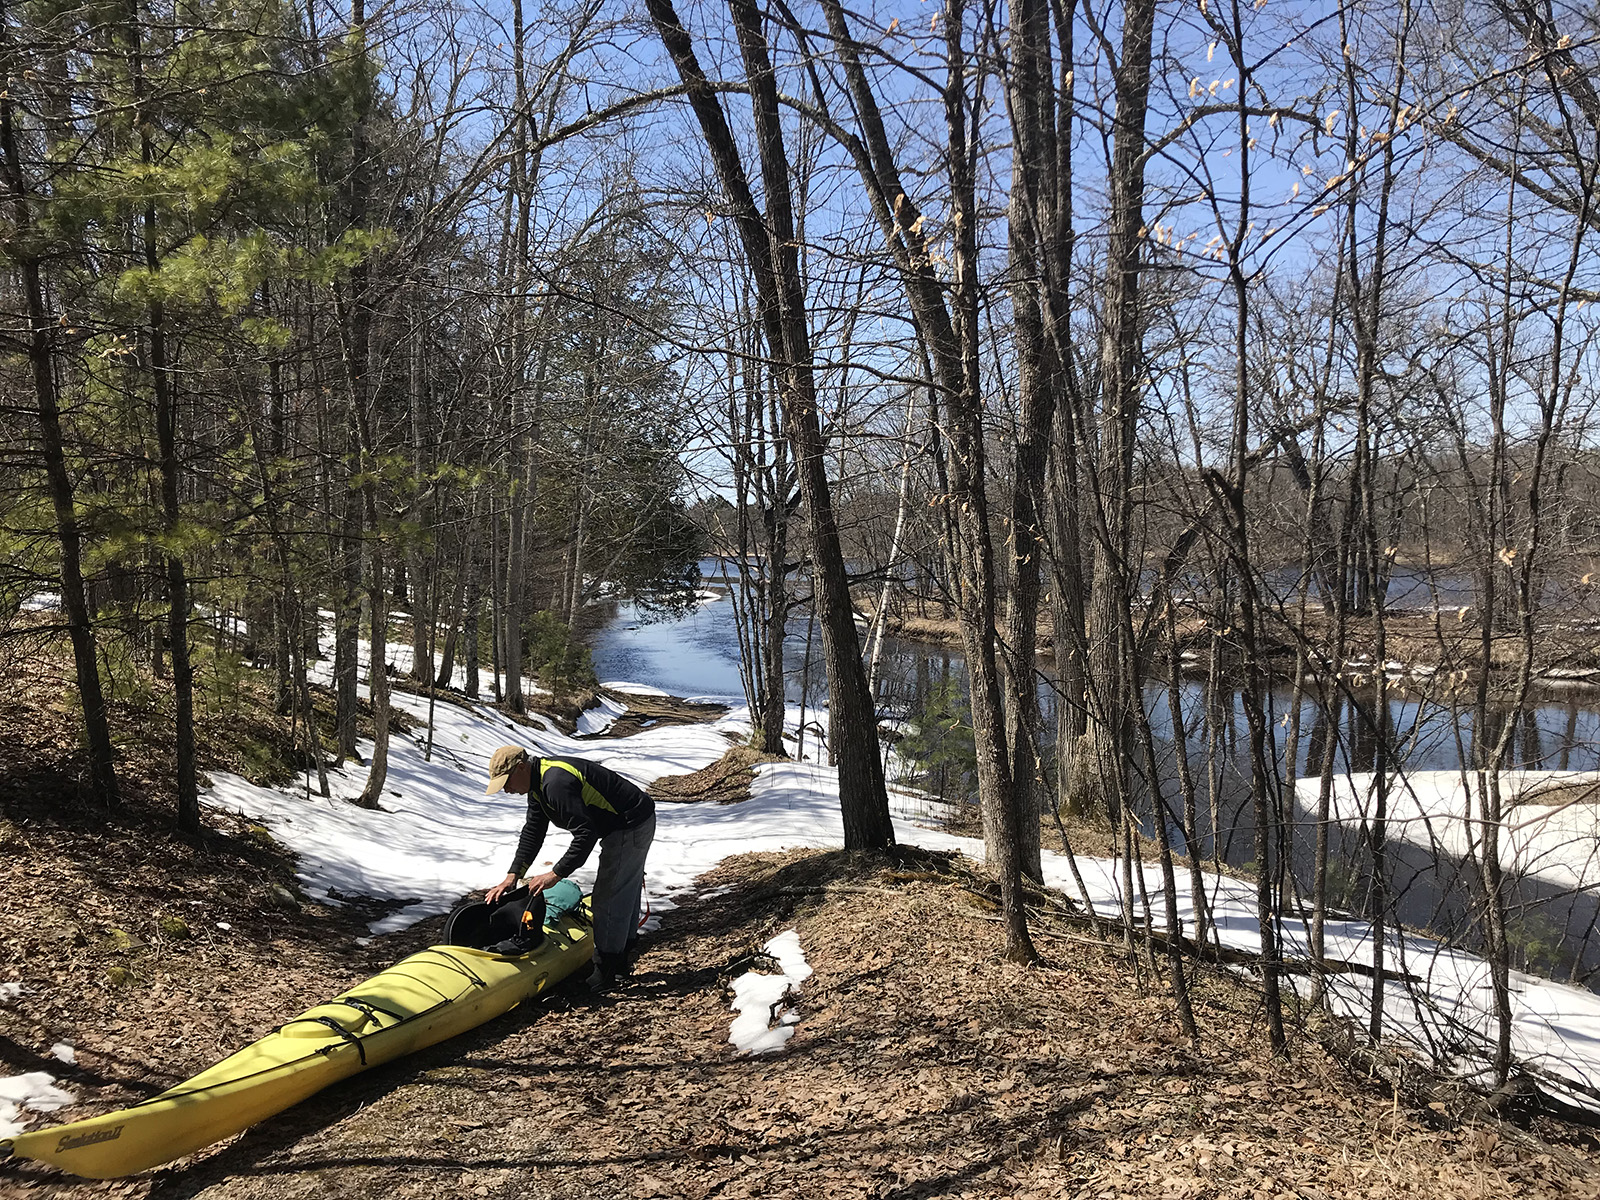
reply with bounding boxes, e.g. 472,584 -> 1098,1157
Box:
894,676 -> 977,803
525,610 -> 597,694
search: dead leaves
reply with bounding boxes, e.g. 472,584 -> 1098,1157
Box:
649,743 -> 767,804
8,846 -> 1600,1199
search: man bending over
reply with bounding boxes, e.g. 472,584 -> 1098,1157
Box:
483,743 -> 655,989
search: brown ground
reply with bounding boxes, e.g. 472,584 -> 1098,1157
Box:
5,840 -> 1600,1200
582,693 -> 730,742
4,647 -> 1600,1199
648,745 -> 772,805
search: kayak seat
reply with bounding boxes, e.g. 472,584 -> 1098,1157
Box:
443,888 -> 538,950
441,881 -> 586,950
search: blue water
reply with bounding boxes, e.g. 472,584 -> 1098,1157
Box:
593,562 -> 1600,777
591,597 -> 751,699
592,559 -> 1600,985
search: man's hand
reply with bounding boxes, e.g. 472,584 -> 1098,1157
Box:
485,873 -> 520,904
524,870 -> 562,895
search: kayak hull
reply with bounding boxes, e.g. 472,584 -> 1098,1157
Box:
3,909 -> 593,1179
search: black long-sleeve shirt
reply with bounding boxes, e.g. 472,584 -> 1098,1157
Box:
507,757 -> 654,879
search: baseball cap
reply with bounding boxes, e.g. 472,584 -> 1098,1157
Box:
485,745 -> 529,794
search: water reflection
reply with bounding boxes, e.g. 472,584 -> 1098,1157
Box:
592,573 -> 1600,987
591,577 -> 1600,783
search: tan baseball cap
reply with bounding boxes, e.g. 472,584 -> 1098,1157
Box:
485,745 -> 529,794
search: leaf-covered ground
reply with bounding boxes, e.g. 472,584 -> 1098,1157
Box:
5,820 -> 1600,1199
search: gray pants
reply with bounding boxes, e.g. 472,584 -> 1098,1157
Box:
591,813 -> 654,957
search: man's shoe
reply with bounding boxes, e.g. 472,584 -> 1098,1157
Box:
486,931 -> 545,956
582,951 -> 630,991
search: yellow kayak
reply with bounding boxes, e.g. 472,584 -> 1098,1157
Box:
1,905 -> 593,1179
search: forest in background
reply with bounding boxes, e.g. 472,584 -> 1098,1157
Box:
4,0 -> 1600,1111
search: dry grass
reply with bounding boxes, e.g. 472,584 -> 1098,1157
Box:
649,743 -> 777,805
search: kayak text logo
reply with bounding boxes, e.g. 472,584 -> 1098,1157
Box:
59,1126 -> 123,1152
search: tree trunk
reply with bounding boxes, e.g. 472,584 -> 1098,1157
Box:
502,0 -> 535,714
248,392 -> 331,800
264,278 -> 292,716
355,541 -> 390,810
334,487 -> 363,763
1128,604 -> 1198,1044
1162,580 -> 1211,948
1337,0 -> 1409,1045
131,6 -> 198,832
796,0 -> 1035,952
758,363 -> 791,755
490,504 -> 504,703
866,386 -> 918,699
0,33 -> 121,808
409,539 -> 431,683
435,545 -> 467,690
997,0 -> 1063,887
342,0 -> 385,797
646,0 -> 893,848
937,0 -> 1036,961
465,497 -> 483,700
1077,0 -> 1157,830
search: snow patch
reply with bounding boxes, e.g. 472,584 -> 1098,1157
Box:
0,982 -> 22,1003
601,681 -> 670,696
202,676 -> 730,934
576,694 -> 629,737
48,1044 -> 75,1066
1314,771 -> 1600,896
728,930 -> 813,1055
0,1072 -> 74,1139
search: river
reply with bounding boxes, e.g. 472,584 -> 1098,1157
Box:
591,562 -> 1600,987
